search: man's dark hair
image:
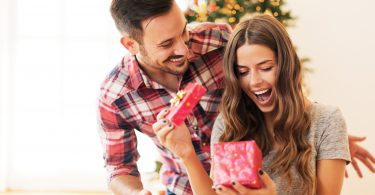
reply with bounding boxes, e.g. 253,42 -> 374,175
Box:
110,0 -> 174,43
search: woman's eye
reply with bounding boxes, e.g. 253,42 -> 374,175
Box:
261,67 -> 273,71
238,71 -> 248,76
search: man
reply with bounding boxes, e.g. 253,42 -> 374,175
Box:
99,1 -> 227,194
98,0 -> 374,194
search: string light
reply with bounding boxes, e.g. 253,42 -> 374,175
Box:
264,9 -> 273,16
228,17 -> 236,23
271,0 -> 280,6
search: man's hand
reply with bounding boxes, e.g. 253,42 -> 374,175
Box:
109,175 -> 152,195
346,135 -> 375,178
139,189 -> 152,195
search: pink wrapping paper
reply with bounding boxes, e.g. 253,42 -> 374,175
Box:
166,82 -> 207,126
213,140 -> 262,189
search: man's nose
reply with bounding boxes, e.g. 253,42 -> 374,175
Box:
173,37 -> 188,56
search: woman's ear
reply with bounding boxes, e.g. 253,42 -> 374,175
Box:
120,36 -> 139,55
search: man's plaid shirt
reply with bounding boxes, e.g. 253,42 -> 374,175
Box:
98,22 -> 230,194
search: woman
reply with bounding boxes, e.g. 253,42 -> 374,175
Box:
153,14 -> 350,195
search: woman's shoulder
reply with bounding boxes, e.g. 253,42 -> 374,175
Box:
309,102 -> 350,162
308,102 -> 347,142
310,102 -> 343,123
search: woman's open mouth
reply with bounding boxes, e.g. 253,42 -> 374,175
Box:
254,88 -> 272,104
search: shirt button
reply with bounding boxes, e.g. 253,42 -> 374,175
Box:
193,126 -> 198,130
202,142 -> 207,146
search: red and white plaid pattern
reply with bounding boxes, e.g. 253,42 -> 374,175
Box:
98,22 -> 231,195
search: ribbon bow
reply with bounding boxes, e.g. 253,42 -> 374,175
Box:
170,90 -> 186,107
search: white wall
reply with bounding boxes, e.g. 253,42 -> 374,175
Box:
0,0 -> 161,192
3,0 -> 113,191
0,0 -> 11,191
0,0 -> 183,192
287,0 -> 375,194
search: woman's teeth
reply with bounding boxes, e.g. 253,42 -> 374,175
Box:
254,89 -> 271,102
254,89 -> 269,96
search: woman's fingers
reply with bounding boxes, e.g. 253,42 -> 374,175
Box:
214,185 -> 238,195
258,170 -> 275,190
156,108 -> 169,120
153,109 -> 171,136
230,181 -> 248,194
156,123 -> 174,144
152,118 -> 168,134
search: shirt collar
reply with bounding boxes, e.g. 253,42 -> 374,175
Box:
127,55 -> 165,90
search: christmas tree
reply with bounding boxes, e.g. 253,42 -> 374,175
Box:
184,0 -> 312,94
185,0 -> 294,27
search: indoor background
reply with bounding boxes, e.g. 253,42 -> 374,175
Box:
0,0 -> 374,194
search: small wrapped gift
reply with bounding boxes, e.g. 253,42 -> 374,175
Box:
213,140 -> 262,189
166,82 -> 207,126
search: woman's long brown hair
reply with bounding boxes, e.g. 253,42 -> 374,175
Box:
219,14 -> 315,195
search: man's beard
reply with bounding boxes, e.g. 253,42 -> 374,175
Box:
138,46 -> 188,76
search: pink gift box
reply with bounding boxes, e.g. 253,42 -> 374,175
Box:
166,82 -> 207,126
213,140 -> 262,189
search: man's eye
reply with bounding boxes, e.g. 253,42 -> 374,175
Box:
160,42 -> 173,48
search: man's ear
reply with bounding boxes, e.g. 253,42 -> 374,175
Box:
120,36 -> 139,55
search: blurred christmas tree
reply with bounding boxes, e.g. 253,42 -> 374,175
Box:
185,0 -> 294,26
185,0 -> 312,94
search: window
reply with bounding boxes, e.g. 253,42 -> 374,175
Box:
1,0 -> 159,191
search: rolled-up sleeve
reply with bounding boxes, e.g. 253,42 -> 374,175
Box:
98,100 -> 140,182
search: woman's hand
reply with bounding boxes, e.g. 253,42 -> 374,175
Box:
213,170 -> 276,195
152,109 -> 195,159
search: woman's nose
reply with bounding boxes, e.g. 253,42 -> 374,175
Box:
250,71 -> 262,86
